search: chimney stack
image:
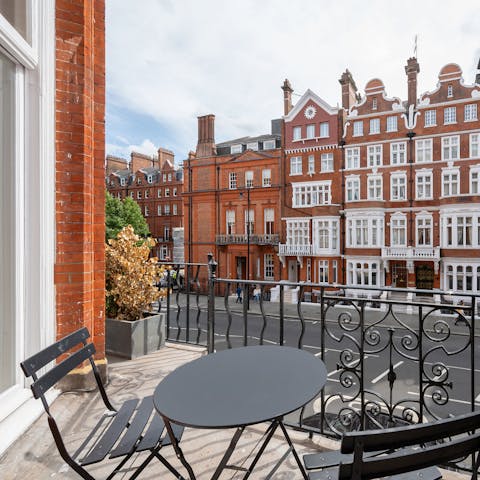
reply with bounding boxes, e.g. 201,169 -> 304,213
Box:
195,114 -> 216,157
339,69 -> 358,111
405,57 -> 420,107
281,79 -> 293,115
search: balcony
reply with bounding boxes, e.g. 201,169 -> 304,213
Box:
279,243 -> 312,255
381,246 -> 440,260
215,234 -> 279,245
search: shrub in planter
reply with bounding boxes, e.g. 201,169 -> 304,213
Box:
105,226 -> 169,358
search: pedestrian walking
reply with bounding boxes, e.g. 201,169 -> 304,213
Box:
236,285 -> 242,303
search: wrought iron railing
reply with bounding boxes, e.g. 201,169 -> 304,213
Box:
157,256 -> 479,474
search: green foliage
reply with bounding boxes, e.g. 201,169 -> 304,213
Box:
105,191 -> 150,240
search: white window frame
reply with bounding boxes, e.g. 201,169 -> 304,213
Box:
444,106 -> 456,124
386,116 -> 397,132
264,208 -> 274,235
164,188 -> 170,197
226,210 -> 235,234
390,213 -> 407,247
120,177 -> 126,186
470,166 -> 480,194
264,254 -> 274,280
347,260 -> 381,287
447,85 -> 453,98
307,155 -> 315,174
246,141 -> 258,151
292,181 -> 332,207
231,144 -> 242,154
415,138 -> 432,163
442,135 -> 460,161
390,142 -> 406,165
0,1 -> 56,419
424,109 -> 436,127
229,172 -> 237,189
353,121 -> 363,137
244,208 -> 254,235
321,153 -> 333,172
369,118 -> 380,134
444,263 -> 480,293
441,212 -> 480,248
346,214 -> 384,248
346,176 -> 360,202
290,156 -> 302,175
306,124 -> 315,139
164,204 -> 170,215
470,133 -> 479,158
465,104 -> 478,122
293,126 -> 301,141
390,172 -> 407,201
367,174 -> 383,200
157,188 -> 161,198
262,169 -> 271,187
318,260 -> 329,283
367,144 -> 383,167
346,147 -> 360,170
263,139 -> 275,150
416,214 -> 433,247
415,170 -> 433,200
441,168 -> 460,197
245,170 -> 253,188
320,122 -> 329,138
312,218 -> 339,253
286,219 -> 310,246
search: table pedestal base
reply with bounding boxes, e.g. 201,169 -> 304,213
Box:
163,417 -> 308,480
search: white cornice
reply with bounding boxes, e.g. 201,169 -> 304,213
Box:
284,89 -> 338,122
285,144 -> 339,154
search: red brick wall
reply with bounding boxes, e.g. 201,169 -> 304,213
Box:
55,0 -> 106,358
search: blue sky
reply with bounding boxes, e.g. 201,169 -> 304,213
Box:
106,0 -> 480,165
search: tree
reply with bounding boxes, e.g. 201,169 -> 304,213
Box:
105,191 -> 150,240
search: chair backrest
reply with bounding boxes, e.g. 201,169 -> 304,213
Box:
338,411 -> 480,479
20,327 -> 113,413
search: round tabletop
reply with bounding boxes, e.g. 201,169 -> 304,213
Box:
153,345 -> 327,429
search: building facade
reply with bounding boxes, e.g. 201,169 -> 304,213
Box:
184,115 -> 282,289
106,148 -> 184,260
186,57 -> 480,302
279,80 -> 344,287
0,0 -> 106,453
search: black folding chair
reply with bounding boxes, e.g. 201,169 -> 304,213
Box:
20,327 -> 185,480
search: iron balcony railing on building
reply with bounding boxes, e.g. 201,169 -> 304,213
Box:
381,246 -> 441,259
158,256 -> 479,475
215,234 -> 279,245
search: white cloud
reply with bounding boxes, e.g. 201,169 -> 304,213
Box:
106,138 -> 159,160
106,0 -> 480,159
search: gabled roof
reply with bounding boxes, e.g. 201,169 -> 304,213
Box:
283,89 -> 338,122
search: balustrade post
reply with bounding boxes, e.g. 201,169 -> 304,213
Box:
207,253 -> 217,353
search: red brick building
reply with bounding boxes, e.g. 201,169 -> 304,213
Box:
337,59 -> 480,299
279,80 -> 344,287
106,148 -> 184,260
184,115 -> 282,287
0,0 -> 106,452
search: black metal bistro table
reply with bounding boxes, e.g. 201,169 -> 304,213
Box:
153,345 -> 327,479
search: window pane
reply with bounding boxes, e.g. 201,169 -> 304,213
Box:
0,0 -> 28,41
0,52 -> 16,393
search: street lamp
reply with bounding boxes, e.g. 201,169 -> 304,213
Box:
240,187 -> 251,309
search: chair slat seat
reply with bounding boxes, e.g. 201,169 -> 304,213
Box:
109,396 -> 155,459
81,399 -> 139,466
308,466 -> 441,480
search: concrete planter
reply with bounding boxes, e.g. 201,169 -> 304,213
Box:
106,313 -> 166,359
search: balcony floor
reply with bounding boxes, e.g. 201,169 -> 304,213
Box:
0,343 -> 470,479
